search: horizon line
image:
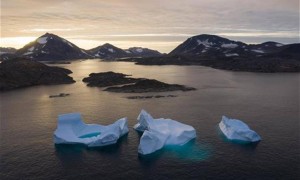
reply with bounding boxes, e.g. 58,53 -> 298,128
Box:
1,32 -> 299,53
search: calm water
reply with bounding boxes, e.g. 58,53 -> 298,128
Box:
1,60 -> 299,179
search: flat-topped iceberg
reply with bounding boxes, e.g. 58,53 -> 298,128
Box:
54,113 -> 129,147
219,116 -> 261,142
134,110 -> 196,155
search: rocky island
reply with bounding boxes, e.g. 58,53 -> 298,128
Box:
104,79 -> 196,93
0,58 -> 75,91
82,71 -> 139,87
83,71 -> 195,93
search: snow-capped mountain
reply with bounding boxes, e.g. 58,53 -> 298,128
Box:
170,34 -> 246,57
87,43 -> 128,60
169,34 -> 288,57
88,44 -> 162,60
15,33 -> 92,61
125,47 -> 161,57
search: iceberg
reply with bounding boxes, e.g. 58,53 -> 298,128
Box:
134,110 -> 196,155
219,116 -> 261,142
54,113 -> 129,147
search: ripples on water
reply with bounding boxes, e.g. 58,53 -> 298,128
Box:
0,60 -> 299,179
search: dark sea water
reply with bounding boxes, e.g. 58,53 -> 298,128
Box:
1,60 -> 299,179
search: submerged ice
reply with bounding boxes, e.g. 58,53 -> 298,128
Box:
54,113 -> 129,147
134,110 -> 196,155
219,116 -> 261,142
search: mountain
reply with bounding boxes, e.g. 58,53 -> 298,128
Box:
15,33 -> 92,61
0,33 -> 162,61
169,34 -> 288,58
0,47 -> 18,61
88,44 -> 162,60
0,58 -> 75,91
124,47 -> 162,58
0,47 -> 17,54
87,43 -> 129,60
263,43 -> 300,59
119,34 -> 300,72
170,34 -> 246,57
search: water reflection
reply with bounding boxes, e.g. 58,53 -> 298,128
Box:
138,139 -> 211,167
55,134 -> 129,160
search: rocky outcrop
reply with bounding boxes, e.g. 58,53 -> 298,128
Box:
0,58 -> 75,91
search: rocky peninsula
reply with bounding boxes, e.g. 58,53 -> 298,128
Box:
0,59 -> 75,91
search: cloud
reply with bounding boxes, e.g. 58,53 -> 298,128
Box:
20,28 -> 85,33
1,0 -> 299,52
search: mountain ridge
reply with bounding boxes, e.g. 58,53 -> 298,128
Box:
1,33 -> 163,61
1,33 -> 299,73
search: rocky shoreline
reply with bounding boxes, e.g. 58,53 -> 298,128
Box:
118,55 -> 300,73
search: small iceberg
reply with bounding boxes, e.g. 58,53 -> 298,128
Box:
219,116 -> 261,142
134,110 -> 196,155
54,113 -> 129,147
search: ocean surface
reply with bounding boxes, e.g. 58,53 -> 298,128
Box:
1,60 -> 299,179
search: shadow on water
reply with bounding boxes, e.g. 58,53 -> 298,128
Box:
54,134 -> 129,161
216,126 -> 260,151
138,139 -> 211,167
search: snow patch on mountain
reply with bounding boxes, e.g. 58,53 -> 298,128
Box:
225,53 -> 239,57
108,48 -> 115,53
197,39 -> 214,47
28,47 -> 35,51
136,48 -> 143,53
37,37 -> 48,44
252,49 -> 265,53
23,52 -> 33,55
221,43 -> 238,48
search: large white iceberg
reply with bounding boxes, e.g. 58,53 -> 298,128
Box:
134,110 -> 196,155
219,116 -> 261,142
54,113 -> 129,147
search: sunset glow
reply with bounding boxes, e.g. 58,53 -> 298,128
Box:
1,0 -> 299,53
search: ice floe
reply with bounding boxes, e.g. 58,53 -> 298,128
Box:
54,113 -> 129,147
219,116 -> 261,142
134,110 -> 196,155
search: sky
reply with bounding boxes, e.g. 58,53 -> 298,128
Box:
0,0 -> 299,53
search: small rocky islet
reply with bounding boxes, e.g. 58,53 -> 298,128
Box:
82,71 -> 139,87
0,58 -> 75,91
82,71 -> 196,93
